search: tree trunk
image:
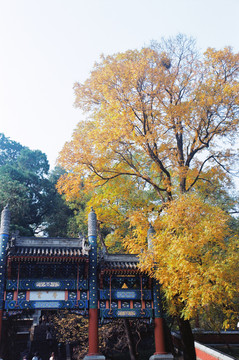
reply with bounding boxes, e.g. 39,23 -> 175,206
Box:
177,318 -> 196,360
123,319 -> 137,360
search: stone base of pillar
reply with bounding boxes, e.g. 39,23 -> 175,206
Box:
149,354 -> 174,360
83,355 -> 106,360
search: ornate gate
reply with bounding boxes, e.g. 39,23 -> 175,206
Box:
0,206 -> 173,360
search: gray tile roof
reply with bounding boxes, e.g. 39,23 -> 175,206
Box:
8,236 -> 86,259
100,253 -> 139,271
7,235 -> 140,269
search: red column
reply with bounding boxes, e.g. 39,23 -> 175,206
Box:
154,317 -> 166,354
88,308 -> 99,355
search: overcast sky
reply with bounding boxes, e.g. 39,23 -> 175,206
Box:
0,0 -> 239,169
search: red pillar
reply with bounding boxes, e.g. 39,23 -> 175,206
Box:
154,317 -> 166,354
88,307 -> 99,355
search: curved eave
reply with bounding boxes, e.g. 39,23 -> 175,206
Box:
100,267 -> 140,275
7,255 -> 89,263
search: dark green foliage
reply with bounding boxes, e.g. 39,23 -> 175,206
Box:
0,134 -> 77,236
0,133 -> 24,166
43,167 -> 79,237
17,148 -> 49,177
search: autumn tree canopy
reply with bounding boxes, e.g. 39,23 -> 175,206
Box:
57,34 -> 239,359
58,34 -> 239,246
58,35 -> 239,205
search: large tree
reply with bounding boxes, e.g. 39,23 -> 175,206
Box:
0,135 -> 51,234
0,134 -> 77,236
57,35 -> 239,359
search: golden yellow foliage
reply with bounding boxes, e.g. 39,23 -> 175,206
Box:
53,310 -> 88,353
125,194 -> 239,323
58,36 -> 239,206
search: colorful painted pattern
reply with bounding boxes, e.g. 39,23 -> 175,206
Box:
100,308 -> 153,319
5,299 -> 88,310
153,280 -> 162,318
0,234 -> 9,308
99,289 -> 152,300
88,237 -> 98,309
6,279 -> 88,291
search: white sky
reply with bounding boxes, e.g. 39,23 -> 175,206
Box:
0,0 -> 239,169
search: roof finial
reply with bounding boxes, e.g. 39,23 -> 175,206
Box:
0,204 -> 11,235
88,208 -> 97,237
147,223 -> 155,250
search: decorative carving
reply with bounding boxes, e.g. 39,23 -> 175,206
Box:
82,238 -> 91,256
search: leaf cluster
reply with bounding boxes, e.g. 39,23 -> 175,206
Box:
125,194 -> 239,326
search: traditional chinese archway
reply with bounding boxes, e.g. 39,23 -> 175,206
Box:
0,206 -> 173,360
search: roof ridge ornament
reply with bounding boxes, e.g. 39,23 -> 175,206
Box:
82,237 -> 91,256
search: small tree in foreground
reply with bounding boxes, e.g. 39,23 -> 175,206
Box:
53,311 -> 88,358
